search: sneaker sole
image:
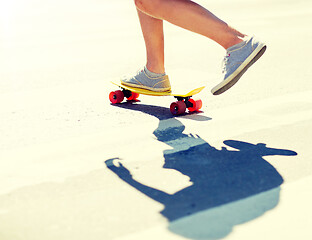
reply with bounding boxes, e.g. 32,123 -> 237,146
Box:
211,43 -> 267,95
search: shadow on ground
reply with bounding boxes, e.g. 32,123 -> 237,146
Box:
106,102 -> 297,239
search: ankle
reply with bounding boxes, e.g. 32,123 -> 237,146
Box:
144,66 -> 166,78
222,35 -> 246,50
146,63 -> 165,75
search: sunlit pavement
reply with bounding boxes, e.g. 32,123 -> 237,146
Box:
1,1 -> 311,239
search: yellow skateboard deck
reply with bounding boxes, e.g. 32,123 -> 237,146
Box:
109,81 -> 205,115
111,81 -> 205,98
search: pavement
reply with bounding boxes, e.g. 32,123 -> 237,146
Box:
0,0 -> 312,239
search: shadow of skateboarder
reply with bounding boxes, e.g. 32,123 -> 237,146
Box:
106,102 -> 297,239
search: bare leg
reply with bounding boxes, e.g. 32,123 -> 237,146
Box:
134,0 -> 246,49
137,10 -> 165,74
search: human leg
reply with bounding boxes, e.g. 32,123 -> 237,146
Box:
134,0 -> 245,49
137,10 -> 165,74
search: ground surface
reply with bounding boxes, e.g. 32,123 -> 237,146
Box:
0,0 -> 312,239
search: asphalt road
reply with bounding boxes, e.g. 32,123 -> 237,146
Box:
1,0 -> 311,239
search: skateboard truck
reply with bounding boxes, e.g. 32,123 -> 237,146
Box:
121,89 -> 132,99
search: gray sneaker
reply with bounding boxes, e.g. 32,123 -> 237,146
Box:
121,66 -> 171,92
211,36 -> 266,95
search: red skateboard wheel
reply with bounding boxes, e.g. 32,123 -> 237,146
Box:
127,92 -> 139,101
170,101 -> 186,115
109,90 -> 124,104
188,99 -> 202,112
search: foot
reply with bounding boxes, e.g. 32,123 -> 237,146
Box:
121,66 -> 171,92
211,36 -> 267,95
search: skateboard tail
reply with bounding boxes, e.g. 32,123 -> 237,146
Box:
180,86 -> 205,98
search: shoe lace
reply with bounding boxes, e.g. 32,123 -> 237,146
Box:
221,53 -> 231,74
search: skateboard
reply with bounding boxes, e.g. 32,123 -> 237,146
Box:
109,81 -> 205,115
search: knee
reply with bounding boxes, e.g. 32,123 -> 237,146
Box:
134,0 -> 162,15
134,0 -> 148,10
